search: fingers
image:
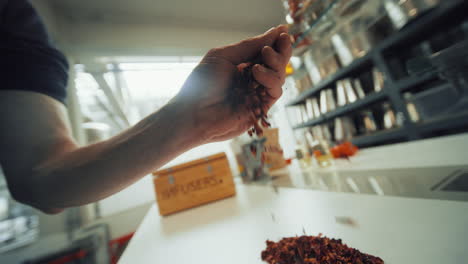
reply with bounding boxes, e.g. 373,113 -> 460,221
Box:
257,32 -> 291,108
209,25 -> 288,65
261,46 -> 283,72
252,64 -> 284,100
277,32 -> 293,58
261,33 -> 293,73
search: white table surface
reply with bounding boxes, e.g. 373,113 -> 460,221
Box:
119,184 -> 468,264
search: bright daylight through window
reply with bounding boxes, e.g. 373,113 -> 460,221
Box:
74,56 -> 231,168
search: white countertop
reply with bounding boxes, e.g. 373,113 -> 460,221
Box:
119,184 -> 468,264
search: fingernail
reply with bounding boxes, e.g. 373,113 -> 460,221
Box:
276,24 -> 289,33
256,64 -> 267,72
265,27 -> 275,34
280,33 -> 292,43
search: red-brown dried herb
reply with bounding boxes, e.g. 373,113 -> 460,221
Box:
261,234 -> 384,264
232,62 -> 271,137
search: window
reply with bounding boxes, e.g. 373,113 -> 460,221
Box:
74,57 -> 233,216
75,57 -> 201,135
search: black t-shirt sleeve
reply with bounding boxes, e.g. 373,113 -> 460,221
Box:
0,0 -> 69,104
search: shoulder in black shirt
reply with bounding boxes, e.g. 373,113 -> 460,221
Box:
0,0 -> 69,104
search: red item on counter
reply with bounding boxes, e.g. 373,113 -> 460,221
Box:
330,142 -> 359,159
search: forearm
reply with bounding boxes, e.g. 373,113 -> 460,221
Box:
3,25 -> 291,214
27,99 -> 203,210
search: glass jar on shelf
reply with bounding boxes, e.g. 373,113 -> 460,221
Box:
294,129 -> 313,168
295,74 -> 313,93
303,40 -> 341,84
384,0 -> 440,30
310,137 -> 334,168
286,106 -> 303,127
331,1 -> 394,66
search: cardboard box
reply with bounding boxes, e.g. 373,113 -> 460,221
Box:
152,153 -> 236,216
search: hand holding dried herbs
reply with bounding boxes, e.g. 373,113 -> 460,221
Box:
227,26 -> 291,138
233,62 -> 272,137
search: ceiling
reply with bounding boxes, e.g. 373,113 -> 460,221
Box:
48,0 -> 285,32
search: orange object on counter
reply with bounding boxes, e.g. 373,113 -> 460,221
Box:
330,142 -> 359,159
330,147 -> 341,158
313,150 -> 323,158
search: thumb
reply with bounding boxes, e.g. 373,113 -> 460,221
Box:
212,25 -> 289,65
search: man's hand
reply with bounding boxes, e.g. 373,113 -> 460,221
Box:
175,25 -> 292,143
0,25 -> 291,213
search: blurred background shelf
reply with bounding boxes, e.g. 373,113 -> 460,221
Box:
292,0 -> 341,49
286,0 -> 468,148
293,116 -> 326,129
417,111 -> 468,135
395,72 -> 438,92
377,0 -> 467,52
351,127 -> 407,148
293,91 -> 387,129
287,0 -> 467,107
351,111 -> 468,148
287,53 -> 372,106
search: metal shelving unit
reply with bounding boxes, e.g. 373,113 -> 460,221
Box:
287,0 -> 468,148
417,111 -> 468,135
394,73 -> 438,92
351,111 -> 468,147
294,91 -> 387,129
350,128 -> 408,148
292,0 -> 341,49
287,53 -> 373,106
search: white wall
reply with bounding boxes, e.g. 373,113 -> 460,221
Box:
61,22 -> 262,61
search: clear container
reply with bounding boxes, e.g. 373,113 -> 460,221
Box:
382,103 -> 398,129
331,1 -> 393,65
310,138 -> 334,168
334,116 -> 356,142
305,98 -> 316,120
404,40 -> 468,122
404,83 -> 461,121
372,68 -> 386,92
286,106 -> 303,127
384,0 -> 440,30
294,130 -> 313,168
320,89 -> 337,114
295,74 -> 313,93
332,0 -> 369,18
303,42 -> 341,84
362,110 -> 378,133
300,104 -> 309,123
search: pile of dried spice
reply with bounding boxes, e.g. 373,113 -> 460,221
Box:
261,234 -> 384,264
232,62 -> 271,136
